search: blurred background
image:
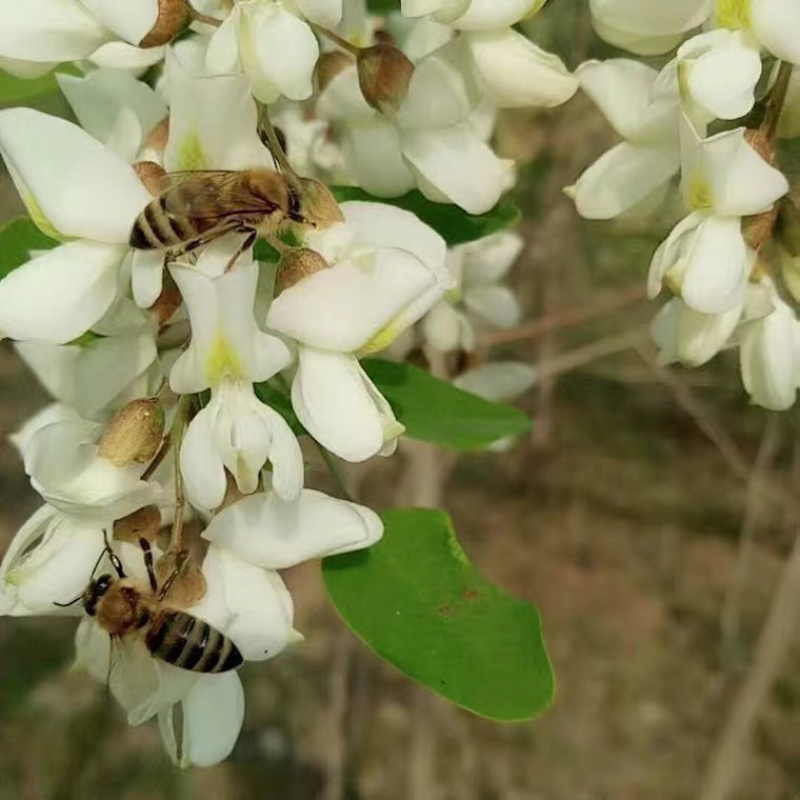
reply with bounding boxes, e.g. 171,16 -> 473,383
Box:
3,2 -> 800,798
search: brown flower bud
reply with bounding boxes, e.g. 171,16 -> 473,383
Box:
357,43 -> 414,116
299,177 -> 345,228
140,0 -> 192,48
97,398 -> 165,467
275,248 -> 329,294
145,117 -> 170,156
743,205 -> 779,251
149,272 -> 183,324
133,160 -> 167,197
156,550 -> 207,608
114,506 -> 162,545
315,50 -> 354,94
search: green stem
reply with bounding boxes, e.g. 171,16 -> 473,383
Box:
315,441 -> 355,502
764,60 -> 793,139
308,21 -> 361,56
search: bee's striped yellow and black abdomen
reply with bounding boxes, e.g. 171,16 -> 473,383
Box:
145,610 -> 243,673
129,196 -> 201,250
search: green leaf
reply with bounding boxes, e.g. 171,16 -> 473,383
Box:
331,187 -> 521,245
0,217 -> 58,280
324,508 -> 554,721
253,380 -> 306,436
366,0 -> 399,10
362,358 -> 531,451
0,65 -> 79,106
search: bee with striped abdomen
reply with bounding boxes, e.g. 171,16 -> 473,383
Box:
81,537 -> 243,674
129,168 -> 308,256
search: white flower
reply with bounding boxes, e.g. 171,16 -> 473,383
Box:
0,0 -> 167,71
56,69 -> 168,162
169,256 -> 303,511
205,0 -> 342,103
0,505 -> 105,616
567,59 -> 680,220
648,116 -> 788,313
73,541 -> 296,766
716,0 -> 800,65
267,201 -> 451,461
739,279 -> 800,410
422,231 -> 523,353
317,42 -> 509,214
19,413 -> 161,523
0,109 -> 152,343
589,0 -> 712,55
401,0 -> 548,29
203,488 -> 384,567
674,30 -> 762,124
650,296 -> 743,366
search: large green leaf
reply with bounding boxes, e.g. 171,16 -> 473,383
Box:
0,217 -> 58,280
332,187 -> 521,245
324,508 -> 554,720
0,65 -> 79,106
363,358 -> 531,450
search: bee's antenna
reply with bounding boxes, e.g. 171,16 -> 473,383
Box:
52,539 -> 113,607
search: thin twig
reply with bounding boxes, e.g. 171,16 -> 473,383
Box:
141,433 -> 172,482
700,532 -> 800,800
316,442 -> 355,503
763,60 -> 794,139
320,634 -> 353,800
189,9 -> 223,27
720,414 -> 782,669
308,21 -> 361,56
483,284 -> 646,347
170,396 -> 190,553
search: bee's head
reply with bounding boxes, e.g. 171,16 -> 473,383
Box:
82,573 -> 113,617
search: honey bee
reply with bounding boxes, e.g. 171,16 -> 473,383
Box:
74,536 -> 243,674
129,168 -> 309,256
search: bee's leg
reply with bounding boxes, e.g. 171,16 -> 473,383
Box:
104,529 -> 126,578
164,224 -> 238,261
223,229 -> 258,273
139,538 -> 158,593
157,549 -> 190,602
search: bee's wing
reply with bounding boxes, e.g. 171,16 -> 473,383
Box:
160,170 -> 282,221
105,635 -> 165,721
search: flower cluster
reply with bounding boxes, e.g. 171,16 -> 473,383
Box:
571,0 -> 800,410
0,0 -> 573,766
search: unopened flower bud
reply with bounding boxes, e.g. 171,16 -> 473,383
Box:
357,43 -> 414,116
155,550 -> 206,607
133,160 -> 167,197
299,178 -> 345,228
276,248 -> 329,294
743,205 -> 779,251
114,506 -> 162,545
97,398 -> 165,467
139,0 -> 192,48
315,50 -> 353,94
147,116 -> 170,150
150,272 -> 183,324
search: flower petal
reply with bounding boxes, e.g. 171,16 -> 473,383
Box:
0,108 -> 151,243
181,405 -> 228,511
269,246 -> 436,352
296,0 -> 343,27
453,361 -> 537,401
752,0 -> 800,64
80,0 -> 160,46
401,123 -> 507,214
466,29 -> 577,109
180,673 -> 245,767
340,122 -> 417,197
238,4 -> 319,103
568,141 -> 679,220
0,241 -> 124,344
291,349 -> 401,461
0,0 -> 107,62
681,216 -> 750,314
203,488 -> 384,568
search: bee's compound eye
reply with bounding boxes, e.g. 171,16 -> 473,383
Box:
95,574 -> 112,595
